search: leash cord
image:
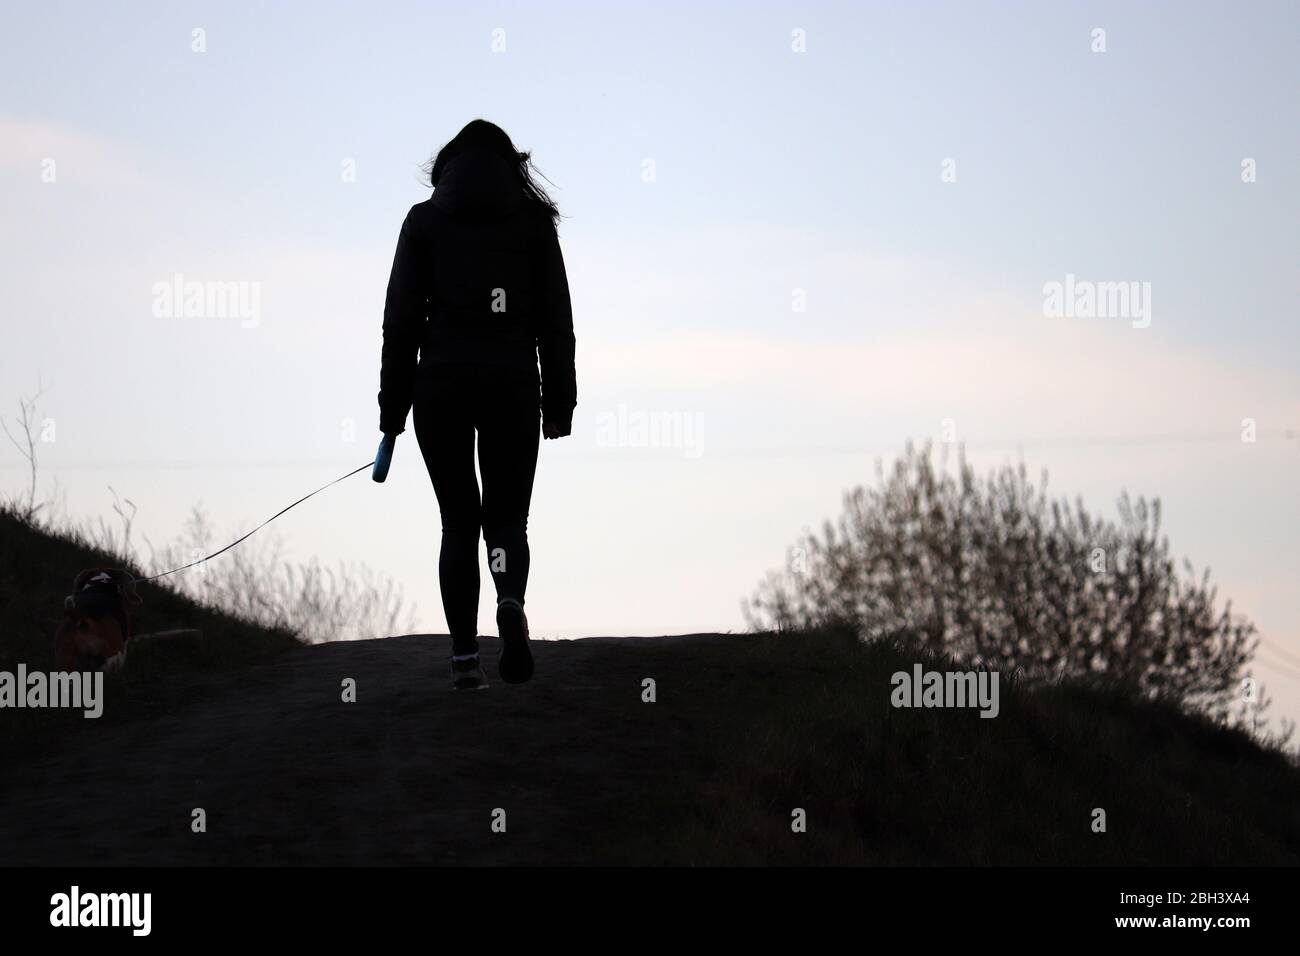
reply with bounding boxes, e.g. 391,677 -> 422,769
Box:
133,460 -> 375,585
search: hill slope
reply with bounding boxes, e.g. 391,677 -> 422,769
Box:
2,628 -> 1299,865
2,510 -> 1299,865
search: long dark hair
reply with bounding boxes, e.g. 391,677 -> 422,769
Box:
423,119 -> 561,227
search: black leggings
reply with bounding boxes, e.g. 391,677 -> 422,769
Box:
412,364 -> 541,657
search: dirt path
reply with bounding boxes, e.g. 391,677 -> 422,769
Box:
0,634 -> 724,865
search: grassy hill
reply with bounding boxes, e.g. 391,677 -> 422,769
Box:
2,508 -> 1298,865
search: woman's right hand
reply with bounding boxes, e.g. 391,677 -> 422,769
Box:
542,419 -> 571,440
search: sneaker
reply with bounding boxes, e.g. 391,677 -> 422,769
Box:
496,597 -> 534,684
450,654 -> 489,691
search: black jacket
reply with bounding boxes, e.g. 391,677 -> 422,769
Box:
378,148 -> 577,435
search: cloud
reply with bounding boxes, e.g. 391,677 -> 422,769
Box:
582,321 -> 1298,443
0,115 -> 153,187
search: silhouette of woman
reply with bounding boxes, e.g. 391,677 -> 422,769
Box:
378,119 -> 576,690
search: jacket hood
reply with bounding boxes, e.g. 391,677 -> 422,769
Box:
431,147 -> 524,220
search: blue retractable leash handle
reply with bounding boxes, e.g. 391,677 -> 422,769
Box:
372,433 -> 397,482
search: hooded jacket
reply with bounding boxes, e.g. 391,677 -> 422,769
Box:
378,148 -> 577,435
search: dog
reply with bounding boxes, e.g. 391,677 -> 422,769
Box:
53,569 -> 142,672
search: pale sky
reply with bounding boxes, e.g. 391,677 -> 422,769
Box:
2,2 -> 1298,726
